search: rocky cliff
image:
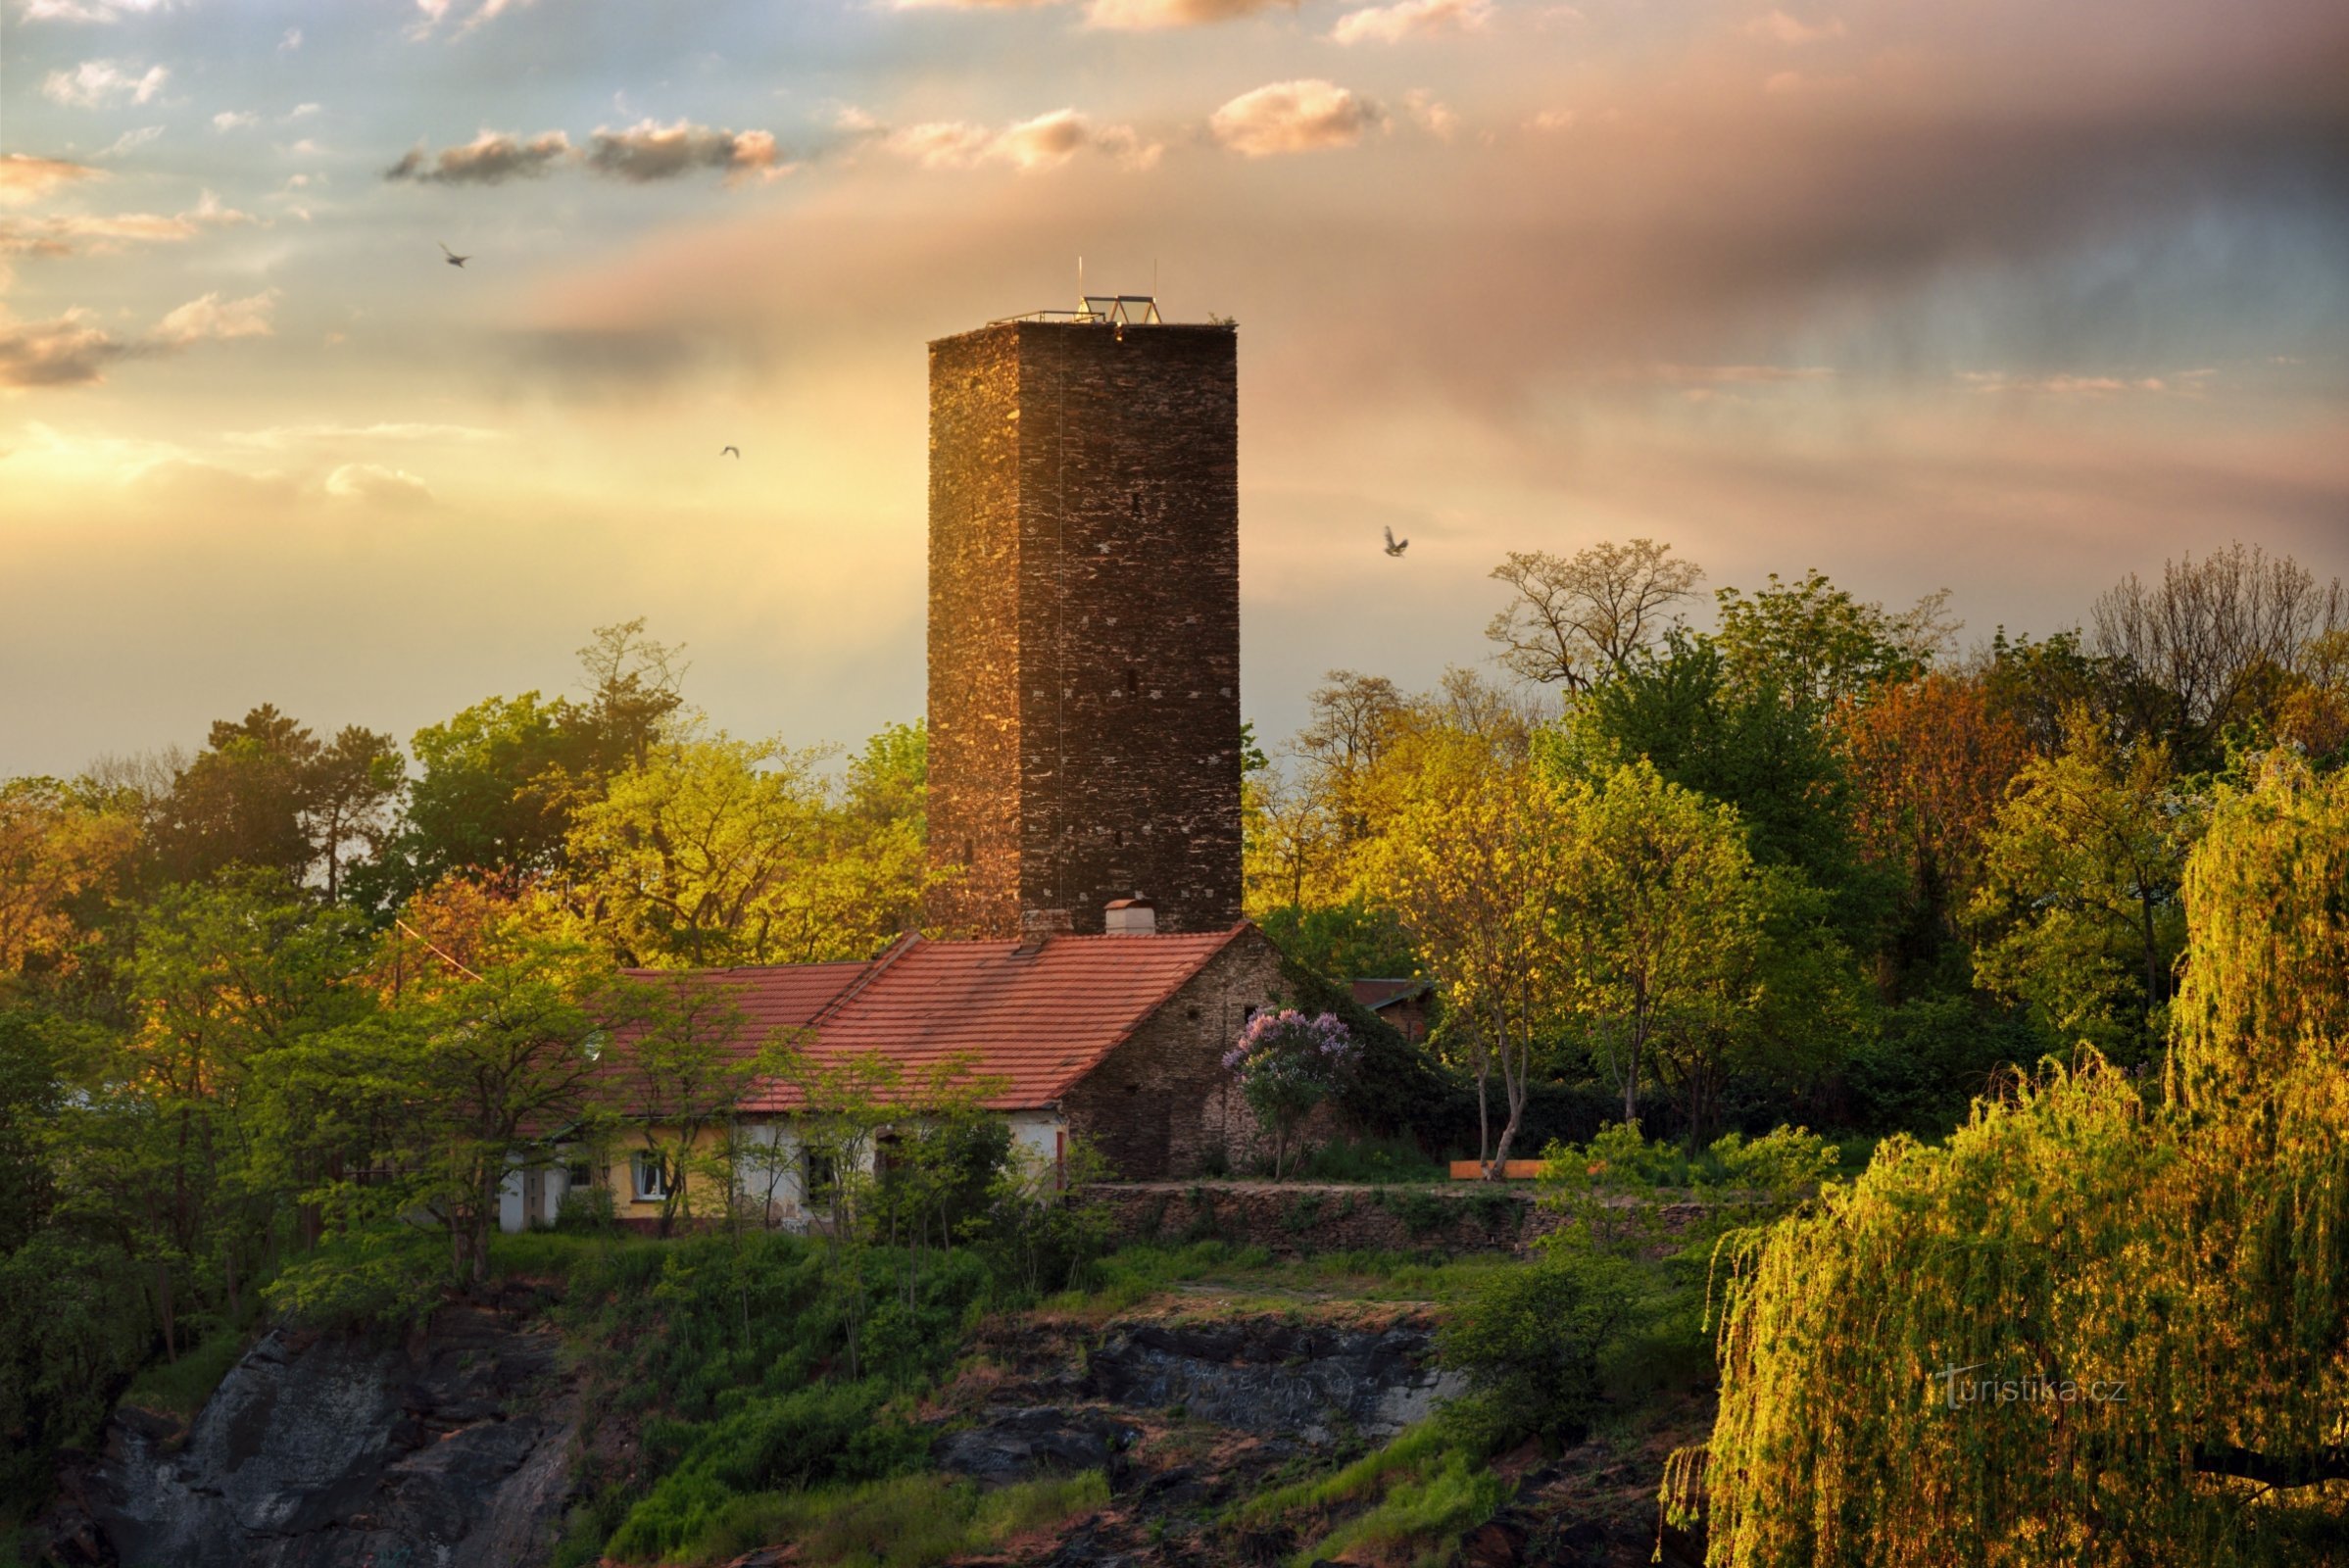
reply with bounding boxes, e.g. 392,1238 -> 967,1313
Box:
44,1289 -> 577,1568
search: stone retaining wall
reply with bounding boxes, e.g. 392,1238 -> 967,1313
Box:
1092,1182 -> 1717,1256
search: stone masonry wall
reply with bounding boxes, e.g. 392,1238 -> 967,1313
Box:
925,318 -> 1242,939
925,326 -> 1027,941
1060,926 -> 1285,1180
1090,1183 -> 1718,1257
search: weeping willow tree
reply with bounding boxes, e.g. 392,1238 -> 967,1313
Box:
1693,757 -> 2349,1565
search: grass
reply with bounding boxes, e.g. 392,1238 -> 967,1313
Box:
675,1469 -> 1108,1567
1232,1420 -> 1452,1525
1045,1241 -> 1513,1316
121,1323 -> 248,1419
1293,1450 -> 1508,1568
1227,1421 -> 1508,1568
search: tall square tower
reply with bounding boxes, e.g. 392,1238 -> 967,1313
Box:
926,305 -> 1242,939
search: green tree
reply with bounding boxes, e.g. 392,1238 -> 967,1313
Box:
1547,760 -> 1770,1130
1564,630 -> 1886,948
1364,729 -> 1567,1173
1968,708 -> 2196,1061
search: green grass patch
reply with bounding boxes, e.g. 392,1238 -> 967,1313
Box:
1291,1450 -> 1507,1568
1233,1420 -> 1451,1525
121,1324 -> 247,1419
671,1469 -> 1108,1567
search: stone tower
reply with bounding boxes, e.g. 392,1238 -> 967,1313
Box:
925,302 -> 1242,939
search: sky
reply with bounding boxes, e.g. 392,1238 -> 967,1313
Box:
2,0 -> 2345,778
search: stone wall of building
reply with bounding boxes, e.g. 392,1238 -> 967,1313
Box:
925,318 -> 1242,940
1060,926 -> 1284,1180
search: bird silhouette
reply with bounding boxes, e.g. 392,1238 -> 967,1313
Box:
440,242 -> 470,269
1383,526 -> 1409,558
720,446 -> 740,459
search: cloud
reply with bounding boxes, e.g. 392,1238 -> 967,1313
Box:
585,120 -> 788,184
1956,370 -> 2184,396
23,0 -> 173,20
1747,10 -> 1846,43
1525,108 -> 1577,131
410,0 -> 541,38
879,109 -> 1160,172
287,103 -> 322,120
150,289 -> 278,347
0,288 -> 279,390
225,421 -> 508,449
384,130 -> 573,185
888,0 -> 1296,23
279,27 -> 302,51
95,126 -> 164,158
1403,89 -> 1459,140
324,463 -> 439,506
1331,0 -> 1490,44
1084,0 -> 1296,25
1210,80 -> 1382,157
213,110 -> 260,131
1656,364 -> 1836,383
40,59 -> 170,109
0,154 -> 101,205
0,191 -> 254,258
0,309 -> 131,388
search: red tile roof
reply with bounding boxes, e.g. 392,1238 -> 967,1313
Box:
599,927 -> 1252,1116
745,925 -> 1252,1112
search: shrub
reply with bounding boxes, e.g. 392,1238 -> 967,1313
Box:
263,1223 -> 444,1333
1224,1010 -> 1360,1179
555,1182 -> 616,1234
1437,1250 -> 1634,1449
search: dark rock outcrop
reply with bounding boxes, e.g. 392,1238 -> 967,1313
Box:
45,1299 -> 576,1568
932,1404 -> 1142,1487
1083,1315 -> 1462,1446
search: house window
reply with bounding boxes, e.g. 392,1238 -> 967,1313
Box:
565,1161 -> 593,1189
631,1152 -> 669,1202
804,1147 -> 839,1206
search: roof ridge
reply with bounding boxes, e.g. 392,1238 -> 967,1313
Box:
808,929 -> 923,1027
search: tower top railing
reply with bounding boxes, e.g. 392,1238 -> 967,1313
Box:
992,294 -> 1165,326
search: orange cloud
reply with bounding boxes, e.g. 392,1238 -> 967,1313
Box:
1210,80 -> 1382,156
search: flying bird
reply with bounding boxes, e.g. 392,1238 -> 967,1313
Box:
1383,526 -> 1409,558
721,446 -> 740,459
439,242 -> 469,269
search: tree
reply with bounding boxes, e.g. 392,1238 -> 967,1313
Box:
0,779 -> 136,980
2090,542 -> 2346,768
1712,569 -> 1950,709
1222,1009 -> 1360,1178
1565,630 -> 1885,949
1296,669 -> 1407,848
1699,760 -> 2349,1565
1484,538 -> 1702,691
566,728 -> 835,967
1548,760 -> 1761,1128
152,706 -> 319,885
1836,672 -> 2031,985
1968,709 -> 2196,1061
359,692 -> 593,911
577,617 -> 689,772
1364,731 -> 1566,1173
601,977 -> 798,1238
301,726 -> 405,904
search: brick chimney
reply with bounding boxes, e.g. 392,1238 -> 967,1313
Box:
1103,895 -> 1156,937
1016,907 -> 1074,955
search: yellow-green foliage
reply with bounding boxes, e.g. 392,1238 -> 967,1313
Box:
1701,760 -> 2349,1566
676,1469 -> 1107,1568
1231,1422 -> 1506,1568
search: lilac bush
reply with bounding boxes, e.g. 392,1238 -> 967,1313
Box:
1223,1009 -> 1360,1180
